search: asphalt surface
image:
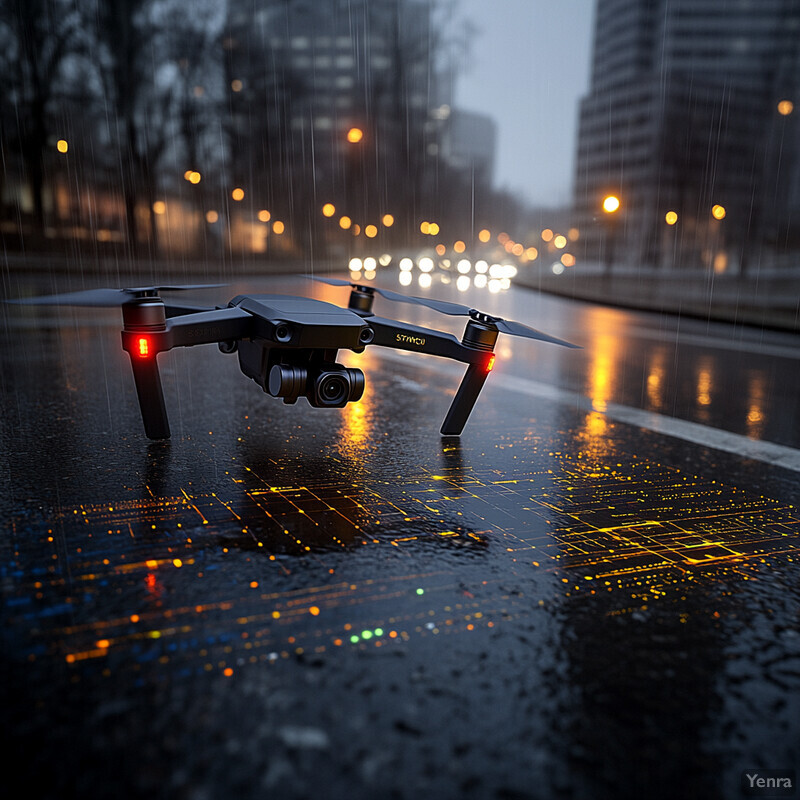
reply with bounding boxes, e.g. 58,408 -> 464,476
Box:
1,271 -> 799,800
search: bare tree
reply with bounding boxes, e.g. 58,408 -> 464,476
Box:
0,0 -> 82,236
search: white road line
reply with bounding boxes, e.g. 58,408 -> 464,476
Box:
625,326 -> 800,360
377,349 -> 800,474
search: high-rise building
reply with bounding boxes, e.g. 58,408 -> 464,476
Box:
574,0 -> 800,272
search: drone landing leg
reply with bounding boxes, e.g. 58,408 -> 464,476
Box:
128,355 -> 170,439
440,363 -> 490,436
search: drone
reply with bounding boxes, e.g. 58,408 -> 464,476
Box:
9,278 -> 578,439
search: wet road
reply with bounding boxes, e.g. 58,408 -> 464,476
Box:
1,271 -> 799,800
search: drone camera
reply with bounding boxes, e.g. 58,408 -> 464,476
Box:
311,366 -> 364,407
268,362 -> 364,408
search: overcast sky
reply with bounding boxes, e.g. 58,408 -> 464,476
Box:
453,0 -> 595,209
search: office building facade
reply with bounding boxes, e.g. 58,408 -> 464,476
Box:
574,0 -> 800,272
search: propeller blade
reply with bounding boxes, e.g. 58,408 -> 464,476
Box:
308,275 -> 579,347
495,318 -> 580,348
126,283 -> 226,292
371,287 -> 473,316
7,284 -> 226,307
310,276 -> 353,287
8,289 -> 132,306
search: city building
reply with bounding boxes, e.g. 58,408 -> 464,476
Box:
224,0 -> 445,243
574,0 -> 800,273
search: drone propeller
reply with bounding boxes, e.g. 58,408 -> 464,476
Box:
311,276 -> 579,348
7,284 -> 225,307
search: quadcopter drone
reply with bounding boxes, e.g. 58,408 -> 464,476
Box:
10,278 -> 578,439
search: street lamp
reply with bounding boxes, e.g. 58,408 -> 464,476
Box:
602,195 -> 620,214
601,195 -> 621,274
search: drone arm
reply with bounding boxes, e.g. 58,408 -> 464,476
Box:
365,317 -> 475,362
164,307 -> 254,347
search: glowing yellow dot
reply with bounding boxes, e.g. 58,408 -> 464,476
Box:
525,247 -> 538,260
777,100 -> 794,116
173,558 -> 182,568
352,224 -> 361,236
420,221 -> 430,234
453,240 -> 466,253
541,228 -> 554,242
365,224 -> 377,238
250,581 -> 258,588
435,243 -> 446,255
309,606 -> 320,616
223,667 -> 233,677
428,223 -> 439,236
189,171 -> 201,184
347,127 -> 363,143
231,187 -> 245,201
339,216 -> 351,230
711,204 -> 726,220
322,203 -> 335,217
257,209 -> 271,222
56,139 -> 68,153
152,201 -> 166,215
130,614 -> 140,623
665,211 -> 678,225
553,235 -> 567,249
205,210 -> 218,223
96,639 -> 110,649
272,220 -> 284,234
478,228 -> 491,243
602,196 -> 620,213
561,253 -> 576,267
382,213 -> 394,227
568,227 -> 580,241
511,242 -> 524,256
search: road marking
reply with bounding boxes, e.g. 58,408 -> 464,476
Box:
625,325 -> 800,360
377,349 -> 800,474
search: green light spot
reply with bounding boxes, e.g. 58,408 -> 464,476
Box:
374,628 -> 383,637
350,635 -> 359,644
416,588 -> 424,595
361,630 -> 373,640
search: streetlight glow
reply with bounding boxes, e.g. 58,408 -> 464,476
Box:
346,127 -> 363,143
56,139 -> 68,153
322,203 -> 335,217
777,100 -> 794,116
231,187 -> 245,201
602,195 -> 620,213
339,216 -> 351,230
711,204 -> 726,220
478,229 -> 491,243
665,211 -> 678,225
382,214 -> 394,227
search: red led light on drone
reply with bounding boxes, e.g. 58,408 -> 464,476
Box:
137,337 -> 150,357
486,355 -> 495,373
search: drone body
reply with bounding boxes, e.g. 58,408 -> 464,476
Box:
12,279 -> 578,440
